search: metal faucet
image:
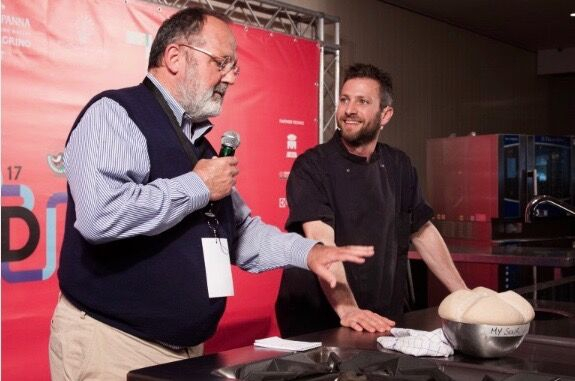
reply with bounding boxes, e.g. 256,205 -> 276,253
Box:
523,195 -> 575,302
524,195 -> 575,223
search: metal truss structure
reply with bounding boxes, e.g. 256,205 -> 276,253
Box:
141,0 -> 340,142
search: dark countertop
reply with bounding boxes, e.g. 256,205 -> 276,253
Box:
408,244 -> 575,267
127,301 -> 575,381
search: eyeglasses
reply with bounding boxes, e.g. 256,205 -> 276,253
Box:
178,44 -> 239,76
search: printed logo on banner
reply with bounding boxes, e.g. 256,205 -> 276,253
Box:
1,6 -> 33,49
1,183 -> 67,283
279,118 -> 305,126
278,197 -> 288,208
286,134 -> 298,159
278,171 -> 290,180
47,152 -> 65,175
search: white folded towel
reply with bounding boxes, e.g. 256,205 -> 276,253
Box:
254,336 -> 322,352
377,328 -> 454,357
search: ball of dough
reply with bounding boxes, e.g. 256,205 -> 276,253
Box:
438,287 -> 534,325
438,289 -> 483,322
471,286 -> 497,297
462,295 -> 525,325
498,291 -> 535,323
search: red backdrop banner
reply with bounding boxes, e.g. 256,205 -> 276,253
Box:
1,1 -> 319,379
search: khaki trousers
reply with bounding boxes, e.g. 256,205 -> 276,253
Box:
49,295 -> 203,381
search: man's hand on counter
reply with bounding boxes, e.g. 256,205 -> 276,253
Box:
307,244 -> 374,288
339,307 -> 396,333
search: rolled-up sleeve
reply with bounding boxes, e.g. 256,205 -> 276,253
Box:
407,164 -> 434,234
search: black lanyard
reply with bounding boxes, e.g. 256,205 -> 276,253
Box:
142,77 -> 200,168
143,77 -> 223,235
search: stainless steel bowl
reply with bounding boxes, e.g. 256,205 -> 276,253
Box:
442,319 -> 530,358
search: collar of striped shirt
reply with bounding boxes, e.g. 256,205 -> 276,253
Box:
146,73 -> 212,143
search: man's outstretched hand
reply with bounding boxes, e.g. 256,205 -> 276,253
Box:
307,244 -> 374,288
339,307 -> 396,333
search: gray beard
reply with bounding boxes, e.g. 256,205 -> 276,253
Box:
177,63 -> 227,121
179,84 -> 225,122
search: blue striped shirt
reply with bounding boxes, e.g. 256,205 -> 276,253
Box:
64,73 -> 315,271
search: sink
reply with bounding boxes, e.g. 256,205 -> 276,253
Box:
491,218 -> 575,248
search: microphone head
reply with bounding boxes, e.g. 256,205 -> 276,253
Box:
221,130 -> 240,150
219,130 -> 240,157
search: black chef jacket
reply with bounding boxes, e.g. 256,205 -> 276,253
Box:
275,131 -> 434,337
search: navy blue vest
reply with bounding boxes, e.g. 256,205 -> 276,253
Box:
58,82 -> 236,346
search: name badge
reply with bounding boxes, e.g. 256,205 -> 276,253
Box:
202,238 -> 234,298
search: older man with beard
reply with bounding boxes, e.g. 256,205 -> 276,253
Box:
49,8 -> 376,380
275,63 -> 467,338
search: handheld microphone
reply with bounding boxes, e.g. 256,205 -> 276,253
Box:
219,130 -> 240,157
